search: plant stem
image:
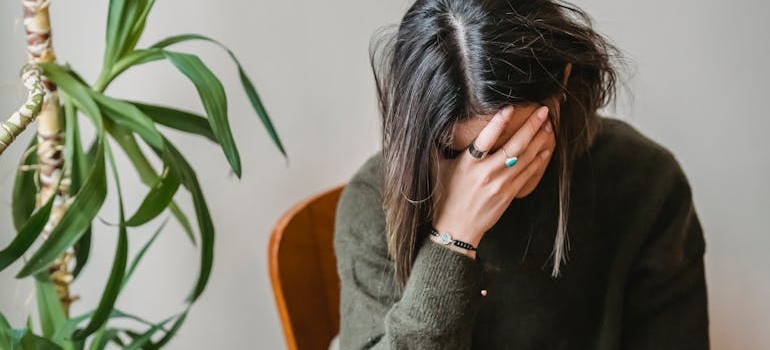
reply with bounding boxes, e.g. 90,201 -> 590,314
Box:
0,65 -> 44,155
23,0 -> 75,316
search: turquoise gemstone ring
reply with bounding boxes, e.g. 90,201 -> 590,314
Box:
502,148 -> 518,168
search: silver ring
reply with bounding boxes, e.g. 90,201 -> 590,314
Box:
502,148 -> 518,168
467,142 -> 486,159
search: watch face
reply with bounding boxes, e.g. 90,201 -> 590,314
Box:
439,232 -> 452,245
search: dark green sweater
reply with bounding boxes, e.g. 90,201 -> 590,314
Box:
334,118 -> 709,349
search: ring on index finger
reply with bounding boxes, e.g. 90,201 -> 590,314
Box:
467,141 -> 486,159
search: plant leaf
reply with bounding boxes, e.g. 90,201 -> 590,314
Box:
109,309 -> 165,330
101,48 -> 165,90
122,219 -> 166,289
72,338 -> 85,350
102,0 -> 154,65
150,33 -> 201,49
0,312 -> 19,350
14,74 -> 106,277
0,313 -> 9,330
237,64 -> 286,155
109,333 -> 125,348
131,101 -> 217,142
87,328 -> 121,350
72,228 -> 91,279
0,191 -> 56,273
158,139 -> 214,302
121,0 -> 156,58
62,93 -> 93,280
125,166 -> 180,227
107,126 -> 196,245
111,1 -> 139,59
122,313 -> 177,350
20,328 -> 63,350
53,308 -> 165,345
169,203 -> 195,245
52,311 -> 92,344
12,137 -> 38,232
104,0 -> 128,67
93,93 -> 164,151
152,34 -> 286,156
143,310 -> 187,350
35,276 -> 68,341
164,50 -> 241,177
63,92 -> 90,195
73,145 -> 128,341
17,141 -> 106,278
39,64 -> 104,131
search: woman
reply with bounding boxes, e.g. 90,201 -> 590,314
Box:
334,0 -> 709,349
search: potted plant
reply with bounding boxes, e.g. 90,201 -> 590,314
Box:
0,0 -> 284,348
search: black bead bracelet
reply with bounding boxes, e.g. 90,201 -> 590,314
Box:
429,228 -> 477,251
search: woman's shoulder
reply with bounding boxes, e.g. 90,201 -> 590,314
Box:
588,117 -> 684,179
334,152 -> 387,248
585,118 -> 704,281
348,152 -> 384,192
580,117 -> 691,208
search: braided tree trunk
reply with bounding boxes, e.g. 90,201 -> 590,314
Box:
23,0 -> 76,316
0,65 -> 44,156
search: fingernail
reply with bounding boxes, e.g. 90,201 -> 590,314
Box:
537,106 -> 549,120
544,121 -> 553,133
540,149 -> 551,159
501,105 -> 514,118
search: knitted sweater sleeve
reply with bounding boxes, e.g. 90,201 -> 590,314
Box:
334,175 -> 483,350
621,157 -> 710,349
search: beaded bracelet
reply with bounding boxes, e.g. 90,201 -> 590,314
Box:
429,227 -> 477,251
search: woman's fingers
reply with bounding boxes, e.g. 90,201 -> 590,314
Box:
507,148 -> 552,197
503,119 -> 554,174
433,106 -> 554,243
469,106 -> 514,159
499,106 -> 549,162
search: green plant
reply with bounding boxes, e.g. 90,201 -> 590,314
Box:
0,0 -> 284,348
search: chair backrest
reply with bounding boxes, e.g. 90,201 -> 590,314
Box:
269,185 -> 344,350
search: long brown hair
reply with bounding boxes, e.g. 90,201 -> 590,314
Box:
372,0 -> 621,288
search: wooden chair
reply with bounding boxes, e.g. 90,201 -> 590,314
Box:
269,186 -> 345,350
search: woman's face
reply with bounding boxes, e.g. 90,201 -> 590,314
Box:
451,102 -> 557,198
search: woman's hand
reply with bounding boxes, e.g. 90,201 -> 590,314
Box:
432,105 -> 554,256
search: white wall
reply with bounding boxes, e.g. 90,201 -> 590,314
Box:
0,0 -> 767,349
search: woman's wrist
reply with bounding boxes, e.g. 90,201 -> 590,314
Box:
432,220 -> 484,247
428,233 -> 477,259
428,224 -> 482,259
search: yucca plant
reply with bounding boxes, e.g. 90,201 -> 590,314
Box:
0,0 -> 284,348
